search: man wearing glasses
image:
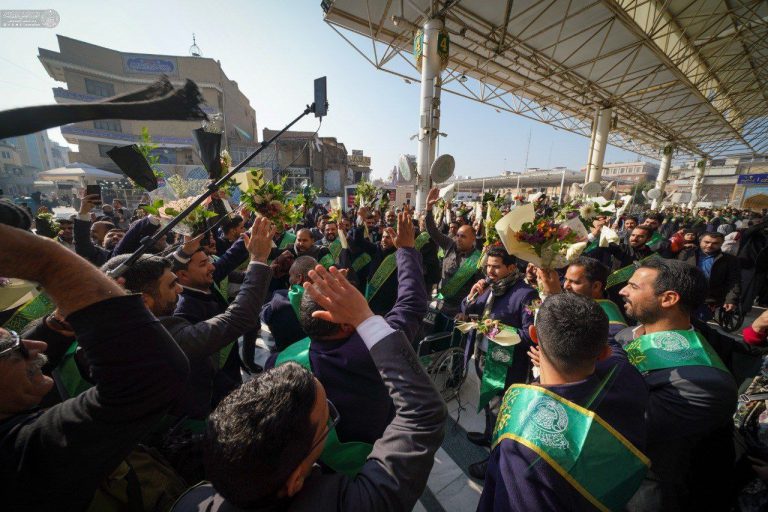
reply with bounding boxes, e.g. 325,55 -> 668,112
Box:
0,220 -> 190,510
173,263 -> 447,511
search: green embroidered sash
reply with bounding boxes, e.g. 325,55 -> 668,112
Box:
287,284 -> 304,319
596,300 -> 627,326
328,238 -> 342,261
625,330 -> 729,374
274,337 -> 373,476
439,249 -> 481,299
2,292 -> 55,332
605,254 -> 657,290
493,384 -> 649,512
351,252 -> 372,273
364,233 -> 431,302
646,231 -> 663,247
478,328 -> 519,413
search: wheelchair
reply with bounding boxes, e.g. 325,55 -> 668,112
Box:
414,305 -> 469,402
715,303 -> 746,333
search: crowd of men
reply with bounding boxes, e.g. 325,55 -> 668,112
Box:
2,187 -> 768,511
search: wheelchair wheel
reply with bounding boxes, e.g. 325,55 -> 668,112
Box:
426,347 -> 466,402
716,304 -> 745,333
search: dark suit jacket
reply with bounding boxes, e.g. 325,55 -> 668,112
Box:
171,328 -> 447,512
677,248 -> 740,305
260,289 -> 307,352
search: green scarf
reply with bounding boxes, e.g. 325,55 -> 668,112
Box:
275,337 -> 373,476
493,384 -> 649,511
287,284 -> 304,319
625,330 -> 729,374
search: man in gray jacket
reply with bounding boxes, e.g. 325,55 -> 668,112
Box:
172,265 -> 447,512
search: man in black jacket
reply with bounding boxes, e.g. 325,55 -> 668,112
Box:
0,222 -> 190,510
677,231 -> 740,320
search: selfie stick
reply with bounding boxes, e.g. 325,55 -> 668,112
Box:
108,78 -> 328,278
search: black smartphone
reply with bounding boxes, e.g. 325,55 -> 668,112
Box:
86,184 -> 102,205
314,77 -> 328,118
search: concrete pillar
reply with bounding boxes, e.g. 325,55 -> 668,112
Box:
415,18 -> 443,211
688,160 -> 706,209
651,149 -> 673,210
585,106 -> 612,185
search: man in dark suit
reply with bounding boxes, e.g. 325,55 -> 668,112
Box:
260,256 -> 316,351
172,260 -> 446,512
616,258 -> 737,511
677,231 -> 740,320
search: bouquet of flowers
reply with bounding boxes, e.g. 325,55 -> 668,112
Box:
142,196 -> 216,236
354,181 -> 379,208
554,197 -> 615,226
483,201 -> 504,247
240,169 -> 290,224
495,203 -> 589,269
455,317 -> 521,346
379,190 -> 390,214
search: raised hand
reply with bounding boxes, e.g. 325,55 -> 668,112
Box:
303,265 -> 373,328
426,187 -> 440,210
536,267 -> 561,296
243,216 -> 277,263
393,212 -> 415,248
78,194 -> 101,216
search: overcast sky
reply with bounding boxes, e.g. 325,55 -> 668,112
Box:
0,0 -> 650,178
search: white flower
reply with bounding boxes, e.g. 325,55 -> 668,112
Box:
579,203 -> 597,220
566,241 -> 588,262
252,194 -> 264,204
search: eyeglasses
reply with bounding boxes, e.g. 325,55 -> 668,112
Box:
307,399 -> 341,455
0,331 -> 29,360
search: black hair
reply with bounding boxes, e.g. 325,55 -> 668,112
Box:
204,362 -> 318,506
633,225 -> 653,236
221,215 -> 244,235
170,247 -> 206,273
570,256 -> 609,291
290,256 -> 317,282
299,293 -> 340,338
101,254 -> 171,297
701,231 -> 724,241
624,216 -> 638,224
536,293 -> 608,373
645,212 -> 665,223
486,246 -> 516,266
637,258 -> 707,315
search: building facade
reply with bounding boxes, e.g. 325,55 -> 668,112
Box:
38,35 -> 257,174
0,131 -> 71,196
250,128 -> 369,196
580,161 -> 660,192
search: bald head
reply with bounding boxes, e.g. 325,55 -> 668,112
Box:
456,225 -> 476,253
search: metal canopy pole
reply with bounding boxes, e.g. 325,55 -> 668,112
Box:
415,18 -> 443,211
651,148 -> 673,210
587,106 -> 612,184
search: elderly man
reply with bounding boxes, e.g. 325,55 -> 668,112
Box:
426,187 -> 483,316
0,221 -> 189,510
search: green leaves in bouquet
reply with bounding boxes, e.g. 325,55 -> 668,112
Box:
141,199 -> 165,216
355,180 -> 379,207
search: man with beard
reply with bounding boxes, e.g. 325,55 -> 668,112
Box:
56,218 -> 75,251
426,187 -> 483,316
315,220 -> 342,267
0,222 -> 189,510
459,246 -> 538,479
289,228 -> 330,262
478,293 -> 649,512
264,212 -> 427,475
616,258 -> 736,511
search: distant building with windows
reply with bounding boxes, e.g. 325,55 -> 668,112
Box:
0,131 -> 70,196
580,161 -> 659,192
38,35 -> 257,175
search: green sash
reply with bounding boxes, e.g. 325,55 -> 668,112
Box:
55,342 -> 93,398
585,239 -> 599,253
646,231 -> 663,247
274,337 -> 374,476
625,330 -> 729,374
605,254 -> 657,289
328,238 -> 342,261
351,252 -> 372,273
279,232 -> 296,250
493,384 -> 649,512
2,292 -> 55,333
439,249 -> 481,299
478,329 -> 519,413
596,300 -> 627,326
287,284 -> 304,319
364,233 -> 431,302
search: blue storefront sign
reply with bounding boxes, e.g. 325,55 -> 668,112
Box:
123,55 -> 177,75
738,173 -> 768,185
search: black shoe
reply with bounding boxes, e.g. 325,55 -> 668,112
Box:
466,431 -> 491,448
468,458 -> 489,480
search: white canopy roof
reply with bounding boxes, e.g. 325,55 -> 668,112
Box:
37,163 -> 123,183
